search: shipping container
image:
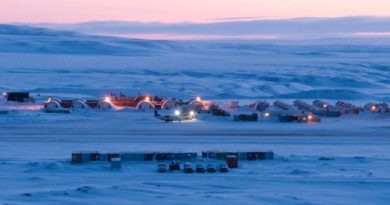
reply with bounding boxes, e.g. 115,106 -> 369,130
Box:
111,158 -> 122,169
226,155 -> 238,168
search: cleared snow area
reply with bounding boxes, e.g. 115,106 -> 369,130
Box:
0,25 -> 389,204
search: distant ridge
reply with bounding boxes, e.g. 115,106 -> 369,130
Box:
0,24 -> 79,37
30,16 -> 390,40
0,24 -> 172,55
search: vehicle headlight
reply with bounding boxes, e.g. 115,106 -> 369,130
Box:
104,96 -> 111,103
189,110 -> 195,116
174,110 -> 181,116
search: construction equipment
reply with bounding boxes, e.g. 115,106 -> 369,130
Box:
169,161 -> 181,171
207,164 -> 217,173
195,164 -> 206,173
184,162 -> 194,173
210,104 -> 230,116
157,163 -> 168,173
279,114 -> 321,123
232,113 -> 258,121
154,108 -> 197,122
218,164 -> 229,173
3,92 -> 35,103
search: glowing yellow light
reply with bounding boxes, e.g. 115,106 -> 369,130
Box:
174,110 -> 181,116
189,110 -> 195,116
323,104 -> 328,108
307,115 -> 313,120
264,112 -> 270,117
371,105 -> 376,112
104,96 -> 111,103
196,96 -> 201,102
145,96 -> 150,102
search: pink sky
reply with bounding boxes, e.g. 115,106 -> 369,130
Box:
1,0 -> 390,23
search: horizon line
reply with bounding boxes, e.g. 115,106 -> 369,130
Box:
4,15 -> 390,25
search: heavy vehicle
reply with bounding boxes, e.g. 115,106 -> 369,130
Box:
154,107 -> 197,122
218,164 -> 229,173
184,162 -> 194,173
174,96 -> 213,112
232,113 -> 258,121
210,104 -> 230,117
157,163 -> 167,173
278,114 -> 321,123
3,92 -> 35,103
207,164 -> 217,173
249,100 -> 270,111
169,161 -> 181,171
195,164 -> 206,173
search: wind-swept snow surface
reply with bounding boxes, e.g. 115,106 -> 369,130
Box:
0,112 -> 390,205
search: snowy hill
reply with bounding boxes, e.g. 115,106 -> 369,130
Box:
35,17 -> 390,41
0,24 -> 389,101
0,24 -> 172,55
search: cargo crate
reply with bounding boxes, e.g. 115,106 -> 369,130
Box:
71,152 -> 91,163
226,155 -> 238,168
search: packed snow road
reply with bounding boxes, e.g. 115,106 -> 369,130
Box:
0,112 -> 389,205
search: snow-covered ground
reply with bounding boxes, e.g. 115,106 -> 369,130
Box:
1,25 -> 390,101
0,111 -> 389,205
0,25 -> 389,204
